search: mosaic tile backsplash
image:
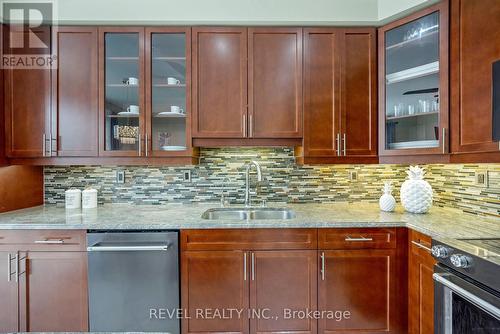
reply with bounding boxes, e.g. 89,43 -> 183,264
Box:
44,148 -> 500,217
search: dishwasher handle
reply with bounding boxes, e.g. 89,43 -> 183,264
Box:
87,244 -> 170,252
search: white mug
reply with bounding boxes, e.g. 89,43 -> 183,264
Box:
127,105 -> 139,114
124,77 -> 138,86
170,105 -> 184,114
167,77 -> 181,85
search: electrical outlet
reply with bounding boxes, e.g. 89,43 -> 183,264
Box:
116,170 -> 125,184
183,170 -> 191,182
349,171 -> 358,181
475,171 -> 488,187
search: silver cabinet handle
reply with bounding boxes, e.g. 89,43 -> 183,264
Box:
411,240 -> 432,253
336,133 -> 341,156
320,252 -> 325,281
433,273 -> 500,318
249,114 -> 253,138
7,254 -> 12,282
343,133 -> 346,156
145,133 -> 149,157
34,239 -> 64,244
251,252 -> 255,281
243,114 -> 247,137
442,128 -> 447,154
138,131 -> 142,156
51,134 -> 57,155
14,254 -> 18,283
243,253 -> 247,281
42,134 -> 46,157
87,245 -> 170,252
345,236 -> 373,242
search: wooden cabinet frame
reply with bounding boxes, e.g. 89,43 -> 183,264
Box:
378,2 -> 449,160
98,26 -> 146,157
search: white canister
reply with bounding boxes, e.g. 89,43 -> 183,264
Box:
65,188 -> 82,209
82,188 -> 98,209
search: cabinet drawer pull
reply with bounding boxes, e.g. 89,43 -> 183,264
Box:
14,254 -> 18,283
34,239 -> 65,244
442,128 -> 447,154
249,114 -> 253,138
243,114 -> 247,137
145,133 -> 149,157
336,133 -> 341,156
345,236 -> 373,242
411,240 -> 432,253
7,254 -> 11,282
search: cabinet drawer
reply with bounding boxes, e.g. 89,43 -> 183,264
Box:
181,228 -> 317,251
409,229 -> 434,259
319,228 -> 396,249
0,230 -> 86,251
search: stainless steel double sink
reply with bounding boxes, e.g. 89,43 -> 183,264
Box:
202,207 -> 296,220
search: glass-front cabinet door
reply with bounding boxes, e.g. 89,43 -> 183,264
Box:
379,3 -> 448,156
99,27 -> 145,156
146,28 -> 191,157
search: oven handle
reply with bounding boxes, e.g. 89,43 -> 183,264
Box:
433,273 -> 500,318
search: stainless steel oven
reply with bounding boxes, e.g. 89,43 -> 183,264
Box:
432,239 -> 500,334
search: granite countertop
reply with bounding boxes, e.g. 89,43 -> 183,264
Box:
0,203 -> 498,242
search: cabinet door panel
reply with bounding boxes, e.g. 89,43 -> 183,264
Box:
249,28 -> 302,138
303,28 -> 341,157
192,27 -> 247,138
451,0 -> 500,153
4,68 -> 50,157
4,25 -> 51,158
0,252 -> 18,332
182,251 -> 249,334
319,250 -> 396,333
53,27 -> 98,156
342,29 -> 377,157
408,230 -> 436,334
18,251 -> 88,332
250,250 -> 317,334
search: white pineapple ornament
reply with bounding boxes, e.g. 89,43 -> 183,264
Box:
400,166 -> 433,214
379,181 -> 396,212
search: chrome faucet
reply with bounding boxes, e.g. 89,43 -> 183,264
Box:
244,161 -> 262,207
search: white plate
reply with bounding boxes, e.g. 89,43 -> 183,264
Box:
117,111 -> 140,116
157,111 -> 185,117
160,146 -> 187,151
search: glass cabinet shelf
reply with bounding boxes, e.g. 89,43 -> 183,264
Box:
386,61 -> 439,84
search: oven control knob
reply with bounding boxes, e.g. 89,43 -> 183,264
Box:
431,245 -> 450,258
450,254 -> 472,268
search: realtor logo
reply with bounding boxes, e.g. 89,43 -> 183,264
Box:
1,0 -> 57,68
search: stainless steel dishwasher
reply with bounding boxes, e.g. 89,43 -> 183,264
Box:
87,231 -> 179,333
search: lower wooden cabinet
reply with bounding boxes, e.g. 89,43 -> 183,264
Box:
250,250 -> 317,334
408,230 -> 436,334
318,249 -> 395,333
0,230 -> 88,332
181,250 -> 249,334
0,252 -> 19,332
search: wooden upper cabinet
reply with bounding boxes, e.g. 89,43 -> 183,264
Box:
248,28 -> 303,138
52,26 -> 98,157
303,28 -> 376,163
319,249 -> 397,333
303,28 -> 341,158
342,28 -> 377,157
192,27 -> 247,138
408,230 -> 436,334
4,26 -> 51,158
181,250 -> 249,334
98,27 -> 146,157
378,2 -> 449,159
250,250 -> 317,334
450,0 -> 500,156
